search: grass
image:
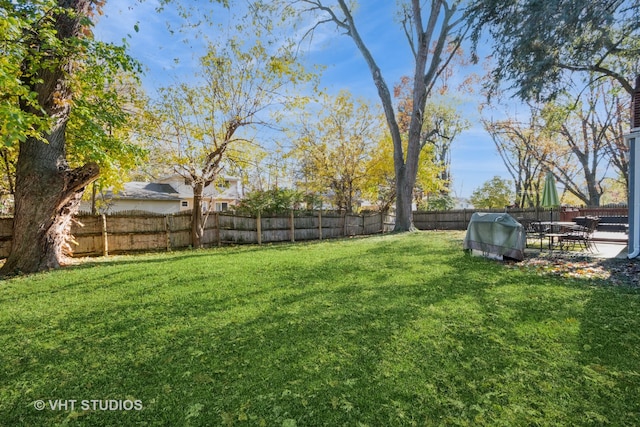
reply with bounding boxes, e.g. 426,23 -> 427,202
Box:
1,231 -> 639,426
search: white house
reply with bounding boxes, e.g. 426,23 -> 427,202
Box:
83,175 -> 241,215
156,174 -> 241,213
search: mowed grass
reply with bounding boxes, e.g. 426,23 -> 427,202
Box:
1,232 -> 639,426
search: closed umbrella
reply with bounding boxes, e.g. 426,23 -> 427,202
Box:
541,171 -> 560,224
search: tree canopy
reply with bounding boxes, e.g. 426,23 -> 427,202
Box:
291,90 -> 383,213
470,176 -> 514,209
467,0 -> 640,100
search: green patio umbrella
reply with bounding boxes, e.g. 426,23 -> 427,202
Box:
541,171 -> 560,223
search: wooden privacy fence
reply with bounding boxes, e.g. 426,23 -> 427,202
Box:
560,206 -> 628,222
0,206 -> 626,259
0,210 -> 396,258
413,206 -> 629,230
413,207 -> 560,230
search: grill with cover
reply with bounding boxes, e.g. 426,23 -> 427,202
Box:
463,212 -> 526,261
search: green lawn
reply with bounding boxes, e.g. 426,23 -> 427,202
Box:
1,231 -> 639,426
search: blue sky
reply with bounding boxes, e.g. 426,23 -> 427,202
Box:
93,0 -> 511,199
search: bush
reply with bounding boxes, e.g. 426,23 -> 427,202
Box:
235,188 -> 305,215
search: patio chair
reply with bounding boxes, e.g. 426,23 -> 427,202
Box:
563,217 -> 599,252
584,217 -> 600,252
521,219 -> 548,250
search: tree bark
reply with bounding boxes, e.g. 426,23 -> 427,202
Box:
191,181 -> 205,248
0,0 -> 99,275
2,130 -> 99,275
394,167 -> 417,232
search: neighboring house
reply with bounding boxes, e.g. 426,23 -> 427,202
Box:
454,197 -> 473,210
156,174 -> 240,213
82,175 -> 241,215
81,182 -> 181,214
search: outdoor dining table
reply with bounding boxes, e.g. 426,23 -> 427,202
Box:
539,221 -> 583,250
539,221 -> 580,231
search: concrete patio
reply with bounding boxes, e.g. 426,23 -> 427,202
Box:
525,231 -> 630,259
589,231 -> 629,259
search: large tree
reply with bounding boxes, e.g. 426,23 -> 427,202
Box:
486,81 -> 626,208
262,0 -> 469,230
0,0 -> 140,274
394,76 -> 469,201
467,0 -> 637,206
0,62 -> 146,217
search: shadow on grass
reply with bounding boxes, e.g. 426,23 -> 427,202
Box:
2,232 -> 640,426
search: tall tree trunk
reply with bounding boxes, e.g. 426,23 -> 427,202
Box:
394,167 -> 416,231
0,0 -> 98,275
3,134 -> 99,274
391,161 -> 415,231
191,182 -> 205,248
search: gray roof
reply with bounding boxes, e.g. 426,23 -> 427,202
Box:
109,182 -> 181,201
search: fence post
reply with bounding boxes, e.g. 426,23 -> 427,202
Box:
343,211 -> 347,236
290,210 -> 295,242
101,214 -> 108,257
164,215 -> 171,252
318,209 -> 323,240
257,212 -> 262,245
215,212 -> 221,246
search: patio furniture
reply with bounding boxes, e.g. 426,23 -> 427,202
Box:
519,219 -> 548,250
538,221 -> 581,251
574,215 -> 625,233
546,232 -> 568,251
562,217 -> 600,252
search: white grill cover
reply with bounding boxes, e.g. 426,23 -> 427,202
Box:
463,212 -> 526,261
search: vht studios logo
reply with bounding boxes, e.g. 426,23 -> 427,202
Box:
34,399 -> 143,411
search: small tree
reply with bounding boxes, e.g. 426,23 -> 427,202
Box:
470,176 -> 514,209
142,36 -> 313,247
